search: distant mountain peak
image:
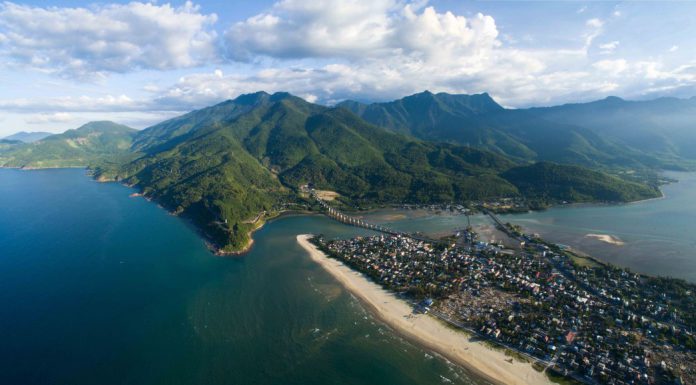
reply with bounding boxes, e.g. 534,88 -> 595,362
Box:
602,96 -> 625,103
269,91 -> 293,101
73,121 -> 135,133
3,130 -> 53,143
231,91 -> 271,105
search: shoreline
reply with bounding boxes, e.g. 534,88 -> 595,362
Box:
214,210 -> 318,256
297,234 -> 554,385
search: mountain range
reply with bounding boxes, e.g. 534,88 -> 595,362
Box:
339,91 -> 693,170
2,131 -> 53,143
529,96 -> 696,167
0,121 -> 136,169
2,91 -> 682,252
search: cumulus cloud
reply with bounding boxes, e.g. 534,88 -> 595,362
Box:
593,59 -> 627,75
25,112 -> 74,124
122,2 -> 696,108
225,0 -> 500,63
1,0 -> 695,126
217,0 -> 550,105
599,41 -> 619,54
0,94 -> 143,113
0,1 -> 218,78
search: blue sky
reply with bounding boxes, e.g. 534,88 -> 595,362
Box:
1,0 -> 695,136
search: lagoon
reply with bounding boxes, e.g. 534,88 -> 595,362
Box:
362,172 -> 696,282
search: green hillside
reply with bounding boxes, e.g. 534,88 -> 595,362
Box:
92,92 -> 660,253
339,91 -> 664,169
529,96 -> 696,168
502,162 -> 661,204
0,121 -> 136,168
0,92 -> 662,253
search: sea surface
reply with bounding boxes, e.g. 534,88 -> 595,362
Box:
0,169 -> 485,385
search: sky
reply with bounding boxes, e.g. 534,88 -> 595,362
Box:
1,0 -> 695,136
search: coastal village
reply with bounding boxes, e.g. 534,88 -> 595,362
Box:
310,217 -> 696,384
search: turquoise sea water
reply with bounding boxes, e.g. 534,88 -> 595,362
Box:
0,169 -> 484,385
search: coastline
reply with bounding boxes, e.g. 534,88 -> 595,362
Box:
297,234 -> 554,385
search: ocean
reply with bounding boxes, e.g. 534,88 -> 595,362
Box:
0,168 -> 484,385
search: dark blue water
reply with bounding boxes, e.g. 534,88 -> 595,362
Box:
0,169 -> 483,385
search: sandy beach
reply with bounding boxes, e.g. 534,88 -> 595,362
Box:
586,233 -> 625,246
297,234 -> 554,385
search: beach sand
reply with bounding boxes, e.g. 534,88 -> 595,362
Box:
297,234 -> 554,385
586,233 -> 625,246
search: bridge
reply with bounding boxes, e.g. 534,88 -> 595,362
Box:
483,208 -> 519,239
309,190 -> 434,242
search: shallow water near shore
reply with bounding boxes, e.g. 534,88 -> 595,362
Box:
362,172 -> 696,282
0,169 -> 487,385
496,171 -> 696,281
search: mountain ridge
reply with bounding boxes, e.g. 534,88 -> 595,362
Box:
0,121 -> 136,169
93,92 -> 659,252
0,92 -> 664,253
3,131 -> 53,143
340,91 -> 691,170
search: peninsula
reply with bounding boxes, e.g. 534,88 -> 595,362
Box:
297,234 -> 553,385
300,217 -> 696,384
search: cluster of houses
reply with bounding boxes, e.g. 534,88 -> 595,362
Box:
313,234 -> 695,385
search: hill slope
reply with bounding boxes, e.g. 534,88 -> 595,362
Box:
93,92 -> 659,253
339,92 -> 659,168
3,131 -> 52,143
528,96 -> 696,168
502,162 -> 660,204
0,121 -> 137,168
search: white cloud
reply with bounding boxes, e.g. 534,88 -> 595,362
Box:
1,0 -> 694,122
225,0 -> 500,64
586,18 -> 603,28
593,59 -> 627,75
669,45 -> 679,52
599,41 -> 619,54
0,94 -> 142,113
25,112 -> 74,124
0,1 -> 218,78
131,3 -> 696,108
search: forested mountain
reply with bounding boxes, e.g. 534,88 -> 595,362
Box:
2,131 -> 52,143
528,96 -> 696,168
0,92 -> 664,252
339,91 -> 667,169
90,92 -> 659,252
0,121 -> 136,168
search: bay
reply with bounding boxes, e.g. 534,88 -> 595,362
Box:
0,169 -> 483,385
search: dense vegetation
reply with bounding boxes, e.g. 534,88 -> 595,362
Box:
529,96 -> 696,169
0,121 -> 136,168
0,92 -> 664,252
94,92 -> 658,252
502,162 -> 661,203
339,91 -> 673,169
